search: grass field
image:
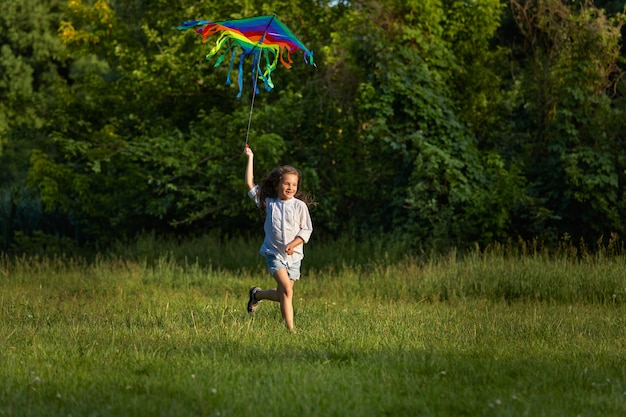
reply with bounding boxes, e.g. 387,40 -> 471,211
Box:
1,236 -> 625,416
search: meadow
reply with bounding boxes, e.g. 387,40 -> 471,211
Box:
1,235 -> 625,416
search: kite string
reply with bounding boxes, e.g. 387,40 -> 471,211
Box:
244,14 -> 276,149
244,74 -> 257,148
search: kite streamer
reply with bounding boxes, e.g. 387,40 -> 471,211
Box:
178,15 -> 315,98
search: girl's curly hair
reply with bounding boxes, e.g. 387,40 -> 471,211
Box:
257,165 -> 316,211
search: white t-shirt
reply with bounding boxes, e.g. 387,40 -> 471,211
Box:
248,185 -> 313,263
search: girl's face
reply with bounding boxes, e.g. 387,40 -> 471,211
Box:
277,173 -> 299,200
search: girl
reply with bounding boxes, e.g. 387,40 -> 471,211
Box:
244,145 -> 314,331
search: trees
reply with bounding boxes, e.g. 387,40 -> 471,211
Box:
0,0 -> 69,249
318,0 -> 525,246
1,0 -> 625,252
508,0 -> 626,243
17,0 -> 329,244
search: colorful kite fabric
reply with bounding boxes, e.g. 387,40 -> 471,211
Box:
178,15 -> 315,98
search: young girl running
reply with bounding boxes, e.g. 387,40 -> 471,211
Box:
244,145 -> 314,331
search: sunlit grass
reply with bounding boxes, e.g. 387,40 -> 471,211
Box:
1,237 -> 625,416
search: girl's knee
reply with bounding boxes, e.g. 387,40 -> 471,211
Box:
280,285 -> 293,298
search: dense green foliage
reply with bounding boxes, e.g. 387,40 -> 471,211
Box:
1,238 -> 625,416
1,0 -> 626,252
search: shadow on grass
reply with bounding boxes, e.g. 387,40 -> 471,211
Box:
4,332 -> 623,417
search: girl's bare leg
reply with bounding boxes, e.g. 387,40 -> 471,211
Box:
255,268 -> 295,330
275,268 -> 295,330
255,288 -> 279,302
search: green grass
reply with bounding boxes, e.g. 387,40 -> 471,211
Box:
1,237 -> 625,416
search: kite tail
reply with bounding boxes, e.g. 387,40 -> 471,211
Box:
226,49 -> 236,85
304,50 -> 315,67
237,52 -> 246,98
206,32 -> 231,60
260,49 -> 274,92
200,24 -> 222,41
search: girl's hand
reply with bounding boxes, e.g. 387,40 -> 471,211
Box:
285,237 -> 304,255
244,144 -> 254,157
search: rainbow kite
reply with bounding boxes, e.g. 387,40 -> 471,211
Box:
178,15 -> 315,98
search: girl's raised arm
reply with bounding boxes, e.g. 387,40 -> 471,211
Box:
244,145 -> 255,191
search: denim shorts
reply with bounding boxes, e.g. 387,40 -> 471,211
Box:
265,255 -> 301,280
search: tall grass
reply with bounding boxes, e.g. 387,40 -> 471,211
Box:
1,235 -> 624,416
102,233 -> 626,306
